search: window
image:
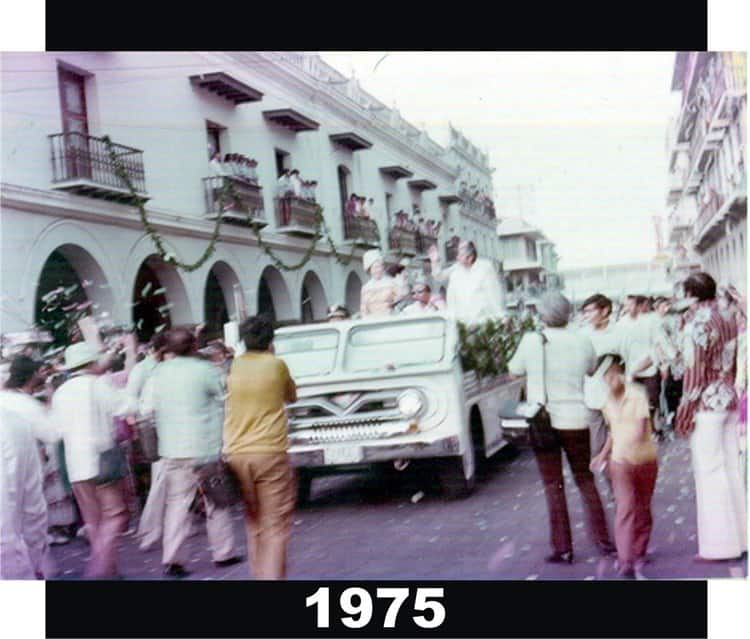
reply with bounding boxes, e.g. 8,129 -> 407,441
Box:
275,330 -> 339,378
344,318 -> 446,373
58,66 -> 88,136
206,121 -> 225,159
275,149 -> 290,178
525,238 -> 538,261
338,165 -> 350,215
57,65 -> 90,178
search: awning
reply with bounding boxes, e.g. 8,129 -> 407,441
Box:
408,179 -> 437,191
379,165 -> 414,180
189,72 -> 263,104
329,132 -> 373,151
263,109 -> 320,132
438,194 -> 462,205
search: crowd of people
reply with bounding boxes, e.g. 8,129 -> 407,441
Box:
209,152 -> 260,185
1,247 -> 746,581
1,317 -> 297,580
508,276 -> 747,578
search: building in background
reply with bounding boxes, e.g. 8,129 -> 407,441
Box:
1,52 -> 504,340
561,261 -> 672,307
664,51 -> 747,294
497,217 -> 562,311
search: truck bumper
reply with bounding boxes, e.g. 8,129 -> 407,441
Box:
289,434 -> 462,469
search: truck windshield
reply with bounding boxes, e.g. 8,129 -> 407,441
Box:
343,317 -> 447,372
275,330 -> 339,378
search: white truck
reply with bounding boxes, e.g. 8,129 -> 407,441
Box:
274,313 -> 524,501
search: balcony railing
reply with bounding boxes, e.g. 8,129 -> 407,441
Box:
416,231 -> 438,255
203,176 -> 266,227
275,196 -> 318,234
49,132 -> 148,203
343,215 -> 380,246
389,227 -> 418,256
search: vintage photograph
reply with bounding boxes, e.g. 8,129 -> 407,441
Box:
0,51 -> 747,585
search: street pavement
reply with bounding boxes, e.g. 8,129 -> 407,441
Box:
49,436 -> 747,581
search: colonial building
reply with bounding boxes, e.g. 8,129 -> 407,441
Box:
496,217 -> 561,311
1,52 -> 501,342
664,52 -> 747,294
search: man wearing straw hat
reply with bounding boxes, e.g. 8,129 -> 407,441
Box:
49,341 -> 138,578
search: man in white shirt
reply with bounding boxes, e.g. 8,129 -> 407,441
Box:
50,341 -> 138,578
578,294 -> 620,489
617,296 -> 663,423
428,240 -> 506,325
0,357 -> 51,579
402,282 -> 439,315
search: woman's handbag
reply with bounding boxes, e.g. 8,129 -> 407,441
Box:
498,331 -> 559,450
195,459 -> 241,509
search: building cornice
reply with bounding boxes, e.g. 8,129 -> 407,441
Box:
0,183 -> 350,258
222,52 -> 458,181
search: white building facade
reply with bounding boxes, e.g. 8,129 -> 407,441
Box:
1,52 -> 501,342
496,217 -> 561,310
665,52 -> 747,294
561,261 -> 672,307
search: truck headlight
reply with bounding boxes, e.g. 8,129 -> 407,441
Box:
398,390 -> 424,418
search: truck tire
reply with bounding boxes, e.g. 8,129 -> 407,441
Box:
296,469 -> 313,507
438,456 -> 475,499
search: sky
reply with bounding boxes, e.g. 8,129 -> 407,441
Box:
320,52 -> 681,271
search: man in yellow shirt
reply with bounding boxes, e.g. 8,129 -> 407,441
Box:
224,315 -> 297,579
591,354 -> 658,579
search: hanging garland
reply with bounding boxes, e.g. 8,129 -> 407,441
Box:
103,136 -> 369,273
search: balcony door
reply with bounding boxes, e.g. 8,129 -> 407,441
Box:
58,67 -> 91,179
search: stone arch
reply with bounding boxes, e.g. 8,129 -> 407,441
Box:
131,254 -> 192,342
345,270 -> 362,315
33,244 -> 115,345
24,220 -> 121,327
300,270 -> 329,323
204,260 -> 244,339
257,265 -> 293,323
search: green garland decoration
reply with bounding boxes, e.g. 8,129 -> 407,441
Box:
457,314 -> 537,378
104,136 -> 369,273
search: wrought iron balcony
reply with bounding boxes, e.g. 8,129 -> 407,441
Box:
416,231 -> 438,255
389,227 -> 418,256
49,132 -> 148,204
275,197 -> 318,235
343,215 -> 380,247
203,175 -> 266,227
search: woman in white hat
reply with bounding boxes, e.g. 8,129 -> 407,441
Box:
360,249 -> 399,318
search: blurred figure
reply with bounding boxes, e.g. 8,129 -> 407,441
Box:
224,315 -> 297,579
327,305 -> 351,322
0,356 -> 52,579
402,282 -> 439,315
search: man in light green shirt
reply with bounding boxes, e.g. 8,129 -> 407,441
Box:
147,328 -> 241,579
